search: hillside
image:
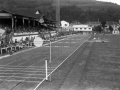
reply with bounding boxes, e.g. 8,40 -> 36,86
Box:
0,0 -> 120,22
1,0 -> 120,10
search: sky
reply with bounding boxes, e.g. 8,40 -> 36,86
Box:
96,0 -> 120,5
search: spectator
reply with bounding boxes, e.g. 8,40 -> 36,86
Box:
0,40 -> 1,48
15,39 -> 18,44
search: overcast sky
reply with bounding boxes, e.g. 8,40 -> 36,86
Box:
96,0 -> 120,5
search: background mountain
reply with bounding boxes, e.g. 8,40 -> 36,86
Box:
0,0 -> 120,23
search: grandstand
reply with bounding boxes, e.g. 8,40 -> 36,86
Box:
0,9 -> 57,56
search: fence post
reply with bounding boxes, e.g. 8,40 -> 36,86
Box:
45,60 -> 48,80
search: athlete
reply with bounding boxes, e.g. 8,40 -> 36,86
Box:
101,27 -> 106,43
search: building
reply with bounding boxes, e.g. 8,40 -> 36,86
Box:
112,25 -> 120,34
72,24 -> 92,34
61,20 -> 69,31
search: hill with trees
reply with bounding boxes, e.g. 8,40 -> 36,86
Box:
0,0 -> 120,23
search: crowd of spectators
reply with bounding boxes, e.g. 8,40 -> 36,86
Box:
0,22 -> 58,55
14,26 -> 40,33
0,23 -> 41,33
0,23 -> 38,55
0,36 -> 35,55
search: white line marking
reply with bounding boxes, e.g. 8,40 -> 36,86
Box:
0,58 -> 49,81
0,75 -> 45,79
0,65 -> 44,68
33,35 -> 91,90
0,67 -> 54,71
0,66 -> 55,69
0,70 -> 52,73
43,46 -> 70,48
0,79 -> 41,83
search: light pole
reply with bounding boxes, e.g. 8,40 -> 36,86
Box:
49,39 -> 52,81
56,0 -> 61,33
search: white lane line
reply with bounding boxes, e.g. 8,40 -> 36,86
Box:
0,70 -> 52,73
0,66 -> 56,71
0,68 -> 53,83
43,46 -> 70,48
0,79 -> 42,83
33,35 -> 91,90
0,54 -> 58,82
0,67 -> 43,70
0,65 -> 44,68
0,75 -> 45,78
0,65 -> 55,69
57,42 -> 76,43
0,58 -> 48,82
0,68 -> 54,72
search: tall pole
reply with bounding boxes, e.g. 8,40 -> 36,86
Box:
56,0 -> 60,29
11,17 -> 14,39
22,17 -> 24,28
98,18 -> 99,22
49,39 -> 52,81
44,1 -> 45,14
14,16 -> 17,33
12,17 -> 14,32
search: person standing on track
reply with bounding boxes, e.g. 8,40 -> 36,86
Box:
101,21 -> 107,43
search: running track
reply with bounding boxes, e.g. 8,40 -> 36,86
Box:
0,34 -> 91,90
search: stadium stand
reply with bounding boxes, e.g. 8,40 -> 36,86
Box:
0,9 -> 57,56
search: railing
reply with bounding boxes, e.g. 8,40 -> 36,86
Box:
14,32 -> 38,36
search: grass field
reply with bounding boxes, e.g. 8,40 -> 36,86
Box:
0,34 -> 91,90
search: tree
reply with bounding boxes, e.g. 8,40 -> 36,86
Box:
109,25 -> 113,33
92,25 -> 102,33
101,21 -> 106,28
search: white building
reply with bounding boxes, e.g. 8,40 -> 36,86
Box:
112,25 -> 120,34
61,20 -> 69,31
72,24 -> 92,34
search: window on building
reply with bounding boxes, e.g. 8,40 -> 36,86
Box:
65,24 -> 67,26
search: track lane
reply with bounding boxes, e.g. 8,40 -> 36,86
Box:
0,34 -> 91,90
